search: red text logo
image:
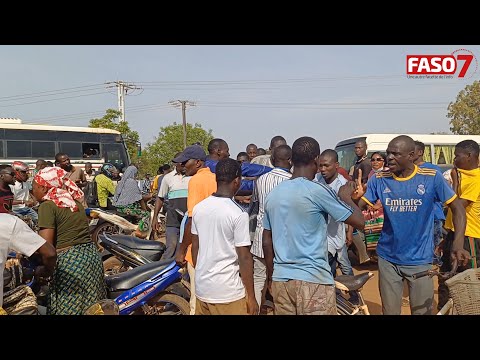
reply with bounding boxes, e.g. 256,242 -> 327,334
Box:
406,49 -> 477,78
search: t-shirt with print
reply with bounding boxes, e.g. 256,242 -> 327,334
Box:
185,167 -> 217,265
419,162 -> 446,221
362,165 -> 456,265
263,177 -> 353,285
38,200 -> 92,250
445,167 -> 480,238
191,196 -> 251,303
0,214 -> 46,307
0,187 -> 14,213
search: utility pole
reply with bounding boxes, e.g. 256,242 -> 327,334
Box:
168,100 -> 196,149
106,81 -> 142,122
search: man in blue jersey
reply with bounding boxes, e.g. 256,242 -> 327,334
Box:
262,137 -> 365,315
353,135 -> 469,315
413,140 -> 446,265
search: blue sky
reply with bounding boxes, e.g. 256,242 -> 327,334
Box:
1,45 -> 479,157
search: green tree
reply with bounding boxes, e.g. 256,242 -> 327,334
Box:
89,109 -> 140,163
447,80 -> 480,135
140,122 -> 214,175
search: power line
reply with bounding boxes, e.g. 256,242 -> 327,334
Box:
0,91 -> 109,108
168,100 -> 196,149
0,83 -> 106,101
105,81 -> 142,122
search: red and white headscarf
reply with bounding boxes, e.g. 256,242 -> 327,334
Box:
34,167 -> 84,212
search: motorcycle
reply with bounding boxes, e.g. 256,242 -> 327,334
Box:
99,233 -> 166,275
4,253 -> 190,315
101,259 -> 190,315
87,205 -> 166,251
98,207 -> 186,275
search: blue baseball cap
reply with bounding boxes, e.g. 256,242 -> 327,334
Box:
172,145 -> 207,163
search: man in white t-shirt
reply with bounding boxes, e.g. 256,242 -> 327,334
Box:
9,161 -> 38,223
191,158 -> 258,315
0,213 -> 56,308
317,150 -> 355,280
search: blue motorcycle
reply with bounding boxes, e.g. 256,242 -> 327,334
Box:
104,258 -> 190,315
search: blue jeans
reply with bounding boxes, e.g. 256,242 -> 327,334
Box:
13,207 -> 38,222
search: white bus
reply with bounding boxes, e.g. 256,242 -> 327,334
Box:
0,118 -> 130,172
335,133 -> 480,172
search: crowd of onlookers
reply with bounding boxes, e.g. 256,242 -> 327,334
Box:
1,134 -> 479,315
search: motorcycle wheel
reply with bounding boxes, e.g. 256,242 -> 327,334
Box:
141,293 -> 190,315
91,222 -> 122,252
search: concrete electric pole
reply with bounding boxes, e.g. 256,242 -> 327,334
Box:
168,100 -> 196,149
106,81 -> 142,122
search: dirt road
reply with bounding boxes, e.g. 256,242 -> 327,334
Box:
353,261 -> 439,315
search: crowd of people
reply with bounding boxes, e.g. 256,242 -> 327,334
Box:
1,133 -> 479,315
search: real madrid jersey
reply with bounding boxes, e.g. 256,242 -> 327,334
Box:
362,165 -> 456,265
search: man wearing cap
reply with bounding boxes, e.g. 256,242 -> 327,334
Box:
174,144 -> 217,315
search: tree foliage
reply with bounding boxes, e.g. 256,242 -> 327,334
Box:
89,109 -> 140,163
139,122 -> 214,176
447,80 -> 480,135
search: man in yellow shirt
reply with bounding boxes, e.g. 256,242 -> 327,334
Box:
439,140 -> 480,309
174,145 -> 216,315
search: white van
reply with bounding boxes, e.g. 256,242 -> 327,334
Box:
334,133 -> 480,172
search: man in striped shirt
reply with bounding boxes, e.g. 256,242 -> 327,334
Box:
251,144 -> 292,308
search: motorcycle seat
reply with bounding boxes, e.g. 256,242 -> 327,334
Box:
335,272 -> 372,292
100,233 -> 165,251
105,258 -> 177,291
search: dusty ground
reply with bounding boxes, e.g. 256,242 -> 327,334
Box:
352,261 -> 439,315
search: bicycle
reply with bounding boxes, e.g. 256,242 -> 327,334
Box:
335,271 -> 375,315
412,259 -> 480,315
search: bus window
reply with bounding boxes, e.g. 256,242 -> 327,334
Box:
32,141 -> 56,159
7,141 -> 31,158
5,129 -> 54,141
58,131 -> 100,142
103,143 -> 128,171
82,143 -> 101,159
0,140 -> 3,158
60,142 -> 83,158
434,145 -> 454,165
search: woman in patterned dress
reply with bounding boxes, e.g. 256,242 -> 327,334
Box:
32,167 -> 106,315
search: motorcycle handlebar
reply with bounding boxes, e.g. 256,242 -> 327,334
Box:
412,270 -> 431,280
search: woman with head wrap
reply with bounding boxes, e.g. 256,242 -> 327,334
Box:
32,167 -> 106,315
112,165 -> 152,237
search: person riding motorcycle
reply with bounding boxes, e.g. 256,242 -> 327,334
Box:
95,163 -> 117,210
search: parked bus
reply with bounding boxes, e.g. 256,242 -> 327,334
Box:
0,118 -> 130,172
335,133 -> 480,173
